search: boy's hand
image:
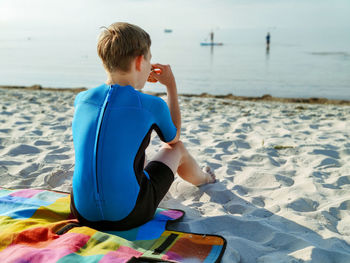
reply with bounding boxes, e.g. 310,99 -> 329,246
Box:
149,64 -> 176,90
147,69 -> 160,83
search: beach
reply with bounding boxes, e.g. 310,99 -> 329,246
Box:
1,86 -> 350,262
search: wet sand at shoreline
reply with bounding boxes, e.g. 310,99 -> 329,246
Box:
1,85 -> 350,106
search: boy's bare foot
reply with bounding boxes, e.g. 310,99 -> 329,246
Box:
197,166 -> 216,186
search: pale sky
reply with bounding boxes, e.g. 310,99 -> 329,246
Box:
1,0 -> 349,33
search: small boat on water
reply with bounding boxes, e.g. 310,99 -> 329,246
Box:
200,42 -> 223,46
164,29 -> 173,33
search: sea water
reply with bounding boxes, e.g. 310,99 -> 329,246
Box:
0,27 -> 349,100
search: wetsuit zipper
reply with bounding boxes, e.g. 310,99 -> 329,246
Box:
93,86 -> 113,217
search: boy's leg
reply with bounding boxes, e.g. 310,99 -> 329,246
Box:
150,141 -> 215,186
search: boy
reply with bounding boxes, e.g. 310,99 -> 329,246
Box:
71,22 -> 215,231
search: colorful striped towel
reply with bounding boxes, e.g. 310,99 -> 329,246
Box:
0,188 -> 226,262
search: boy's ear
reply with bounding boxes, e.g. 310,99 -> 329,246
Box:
135,55 -> 143,71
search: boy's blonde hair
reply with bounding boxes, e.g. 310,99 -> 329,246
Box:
97,22 -> 151,72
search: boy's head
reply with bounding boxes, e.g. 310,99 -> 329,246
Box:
97,22 -> 151,73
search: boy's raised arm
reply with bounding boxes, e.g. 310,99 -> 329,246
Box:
150,64 -> 181,144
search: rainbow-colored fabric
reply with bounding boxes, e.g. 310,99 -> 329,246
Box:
0,188 -> 226,262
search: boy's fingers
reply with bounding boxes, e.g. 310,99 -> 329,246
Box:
148,73 -> 158,82
152,63 -> 166,69
150,71 -> 159,79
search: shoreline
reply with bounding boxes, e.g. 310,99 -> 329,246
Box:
1,84 -> 350,106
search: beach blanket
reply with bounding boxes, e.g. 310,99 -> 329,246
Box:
0,188 -> 226,262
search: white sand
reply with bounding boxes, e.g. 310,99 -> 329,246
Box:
1,87 -> 350,262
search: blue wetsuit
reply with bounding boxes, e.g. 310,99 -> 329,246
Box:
71,84 -> 177,224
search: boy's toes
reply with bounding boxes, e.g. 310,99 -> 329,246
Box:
204,166 -> 216,184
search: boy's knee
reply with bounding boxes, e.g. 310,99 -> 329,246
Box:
163,140 -> 185,153
169,140 -> 184,149
173,140 -> 183,146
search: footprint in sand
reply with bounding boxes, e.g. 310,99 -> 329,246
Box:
189,129 -> 201,134
31,130 -> 43,136
338,200 -> 350,210
323,175 -> 350,190
263,232 -> 309,252
215,141 -> 233,150
7,144 -> 41,156
250,208 -> 274,218
0,166 -> 8,174
205,161 -> 221,170
205,188 -> 235,204
327,208 -> 341,221
19,163 -> 40,176
14,121 -> 31,125
34,140 -> 51,146
225,203 -> 248,215
189,138 -> 200,145
227,160 -> 245,171
49,147 -> 71,154
213,153 -> 226,161
313,149 -> 340,159
299,115 -> 312,120
44,154 -> 70,163
336,176 -> 350,187
0,160 -> 22,166
50,125 -> 68,131
317,158 -> 341,168
0,111 -> 13,116
313,171 -> 330,180
198,124 -> 210,130
232,185 -> 248,196
252,196 -> 266,207
274,175 -> 295,187
237,134 -> 247,139
204,148 -> 215,154
220,122 -> 230,128
328,200 -> 350,222
57,117 -> 67,122
0,129 -> 12,133
240,154 -> 265,163
226,167 -> 236,175
233,140 -> 251,149
21,116 -> 32,121
287,198 -> 319,212
46,169 -> 73,187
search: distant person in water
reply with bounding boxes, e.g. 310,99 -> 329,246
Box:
210,31 -> 214,44
266,32 -> 271,50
